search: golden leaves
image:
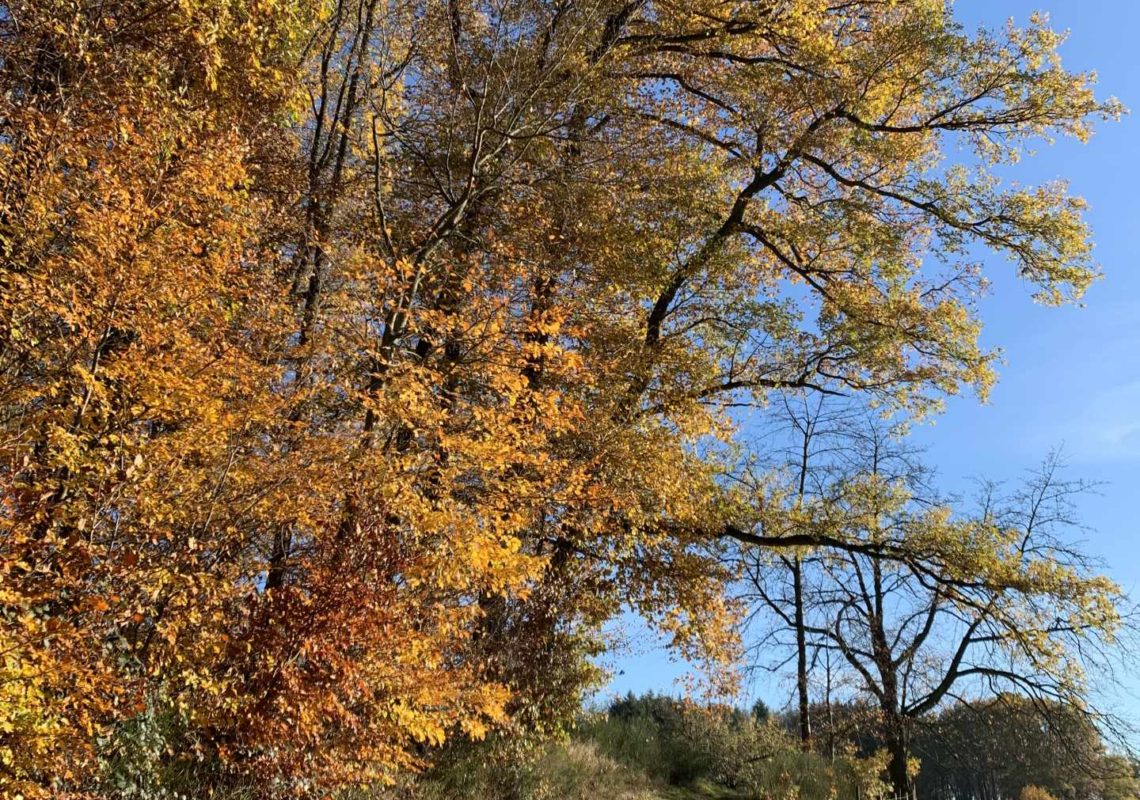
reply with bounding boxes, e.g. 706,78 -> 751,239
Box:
0,0 -> 1124,795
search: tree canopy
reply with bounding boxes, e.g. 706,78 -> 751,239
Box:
0,0 -> 1124,797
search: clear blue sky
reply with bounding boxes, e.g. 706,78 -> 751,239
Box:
600,0 -> 1140,716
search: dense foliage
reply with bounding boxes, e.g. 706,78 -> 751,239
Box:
0,0 -> 1126,797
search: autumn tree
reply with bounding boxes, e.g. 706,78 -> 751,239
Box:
740,435 -> 1125,800
0,0 -> 1125,796
0,0 -> 313,792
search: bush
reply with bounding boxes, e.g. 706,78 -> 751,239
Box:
94,692 -> 253,800
1021,786 -> 1060,800
583,694 -> 719,785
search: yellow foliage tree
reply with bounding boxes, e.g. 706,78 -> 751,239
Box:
0,0 -> 1123,796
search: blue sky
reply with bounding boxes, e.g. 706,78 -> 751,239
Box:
600,0 -> 1140,716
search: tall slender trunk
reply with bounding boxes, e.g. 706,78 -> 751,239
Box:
792,554 -> 811,750
792,404 -> 814,750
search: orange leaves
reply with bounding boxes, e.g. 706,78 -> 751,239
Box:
0,0 -> 1122,795
0,0 -> 310,793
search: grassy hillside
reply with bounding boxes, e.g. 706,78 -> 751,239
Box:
412,738 -> 751,800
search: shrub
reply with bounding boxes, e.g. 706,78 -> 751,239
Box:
583,694 -> 719,785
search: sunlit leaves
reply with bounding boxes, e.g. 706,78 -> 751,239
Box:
0,0 -> 1122,796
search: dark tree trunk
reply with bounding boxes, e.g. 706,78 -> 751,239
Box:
886,720 -> 912,800
793,555 -> 812,750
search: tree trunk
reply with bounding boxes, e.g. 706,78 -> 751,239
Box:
792,554 -> 812,750
886,722 -> 911,800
